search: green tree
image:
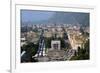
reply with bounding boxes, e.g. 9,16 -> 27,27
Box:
21,42 -> 38,56
70,39 -> 90,60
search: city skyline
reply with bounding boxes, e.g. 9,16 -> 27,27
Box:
20,10 -> 90,63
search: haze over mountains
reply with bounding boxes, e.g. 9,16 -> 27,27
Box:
21,11 -> 89,27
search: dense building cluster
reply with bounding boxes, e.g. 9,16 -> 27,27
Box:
21,24 -> 89,62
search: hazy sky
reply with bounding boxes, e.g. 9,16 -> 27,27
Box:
21,10 -> 89,25
21,10 -> 55,22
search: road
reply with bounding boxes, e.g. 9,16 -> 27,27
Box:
64,49 -> 76,60
35,29 -> 46,57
